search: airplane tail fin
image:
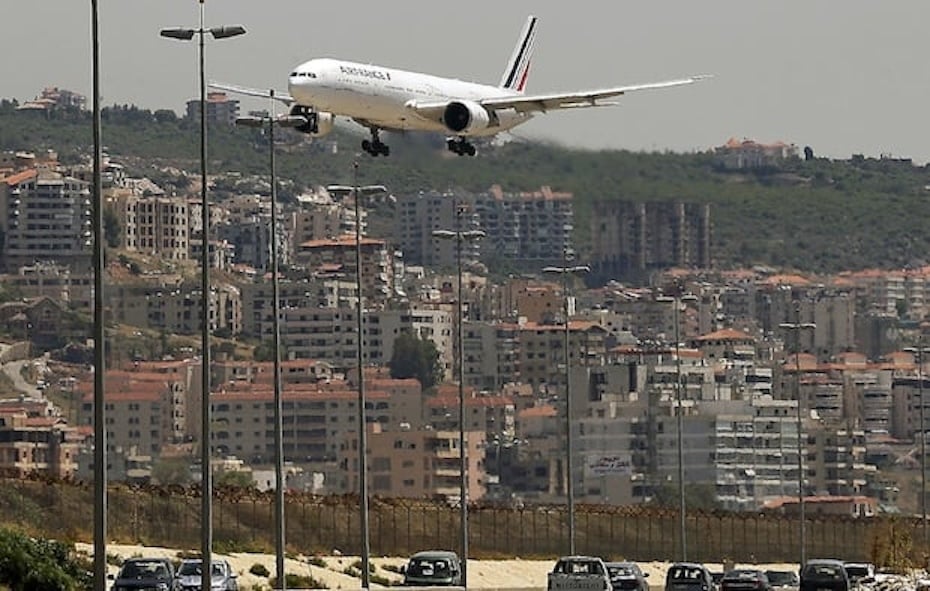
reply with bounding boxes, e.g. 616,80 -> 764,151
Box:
499,15 -> 538,93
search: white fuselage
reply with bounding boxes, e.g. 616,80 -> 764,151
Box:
287,58 -> 532,136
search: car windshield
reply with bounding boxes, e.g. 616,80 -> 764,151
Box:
669,566 -> 705,581
408,558 -> 452,578
179,562 -> 224,576
844,567 -> 870,579
120,561 -> 169,580
725,570 -> 762,581
609,565 -> 636,577
766,571 -> 798,585
556,560 -> 605,575
804,565 -> 843,580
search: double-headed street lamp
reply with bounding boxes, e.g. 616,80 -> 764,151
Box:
543,249 -> 589,556
345,166 -> 388,590
433,205 -> 485,587
160,6 -> 244,591
236,97 -> 305,590
779,302 -> 816,569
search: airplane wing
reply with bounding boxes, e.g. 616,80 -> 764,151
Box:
209,81 -> 295,105
481,75 -> 711,113
407,75 -> 710,119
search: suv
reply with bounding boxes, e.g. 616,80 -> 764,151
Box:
666,563 -> 715,591
110,557 -> 177,591
766,570 -> 800,591
176,559 -> 238,591
606,561 -> 649,591
801,559 -> 849,591
401,550 -> 463,586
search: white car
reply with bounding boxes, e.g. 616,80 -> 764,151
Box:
176,559 -> 237,591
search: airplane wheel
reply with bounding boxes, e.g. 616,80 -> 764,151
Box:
465,144 -> 476,156
380,144 -> 391,157
362,139 -> 371,152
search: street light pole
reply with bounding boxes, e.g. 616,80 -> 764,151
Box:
90,1 -> 107,589
543,251 -> 589,556
433,205 -> 485,586
236,97 -> 309,591
905,338 -> 930,549
354,161 -> 371,589
160,8 -> 244,591
780,301 -> 815,569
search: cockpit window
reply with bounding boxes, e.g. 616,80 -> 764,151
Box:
291,72 -> 317,78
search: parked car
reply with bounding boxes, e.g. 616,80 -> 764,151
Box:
666,563 -> 715,591
842,563 -> 875,589
548,556 -> 611,591
721,569 -> 772,591
401,550 -> 463,586
109,557 -> 177,591
800,559 -> 849,591
765,570 -> 800,591
176,559 -> 238,591
606,561 -> 649,591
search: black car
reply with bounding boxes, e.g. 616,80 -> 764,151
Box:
800,559 -> 849,591
721,569 -> 771,591
110,557 -> 177,591
606,561 -> 649,591
765,570 -> 800,591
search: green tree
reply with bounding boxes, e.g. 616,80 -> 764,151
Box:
650,482 -> 723,511
215,470 -> 255,489
103,205 -> 122,247
151,457 -> 192,486
0,527 -> 90,590
389,332 -> 441,389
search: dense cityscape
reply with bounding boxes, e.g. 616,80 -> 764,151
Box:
0,86 -> 926,520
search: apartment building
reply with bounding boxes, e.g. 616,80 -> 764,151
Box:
240,277 -> 358,340
290,194 -> 353,253
808,427 -> 872,496
186,91 -> 239,125
394,190 -> 482,268
462,321 -> 520,391
0,168 -> 92,271
516,320 -> 607,388
294,234 -> 393,302
588,200 -> 711,284
109,282 -> 242,336
5,262 -> 93,309
395,186 -> 572,270
120,195 -> 189,261
338,427 -> 487,501
424,388 -> 516,436
0,412 -> 80,478
78,370 -> 188,456
209,380 -> 394,464
218,194 -> 289,271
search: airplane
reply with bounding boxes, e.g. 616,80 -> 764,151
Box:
213,16 -> 709,157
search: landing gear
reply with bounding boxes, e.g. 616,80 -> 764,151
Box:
362,128 -> 390,157
447,137 -> 477,157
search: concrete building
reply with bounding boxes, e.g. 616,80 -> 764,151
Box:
589,200 -> 711,284
339,427 -> 487,501
77,370 -> 188,456
4,262 -> 93,309
0,168 -> 92,271
395,186 -> 573,271
294,234 -> 393,302
186,91 -> 239,125
120,195 -> 189,261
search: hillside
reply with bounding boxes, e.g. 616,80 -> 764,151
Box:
2,101 -> 930,274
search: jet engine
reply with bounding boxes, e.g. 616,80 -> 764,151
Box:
441,100 -> 491,134
289,105 -> 335,137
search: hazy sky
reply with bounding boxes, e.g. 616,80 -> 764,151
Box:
4,2 -> 930,161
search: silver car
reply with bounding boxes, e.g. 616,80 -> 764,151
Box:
176,559 -> 238,591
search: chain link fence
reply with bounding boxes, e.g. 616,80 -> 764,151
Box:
0,477 -> 911,563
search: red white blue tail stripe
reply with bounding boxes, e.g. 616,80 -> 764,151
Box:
499,15 -> 538,92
